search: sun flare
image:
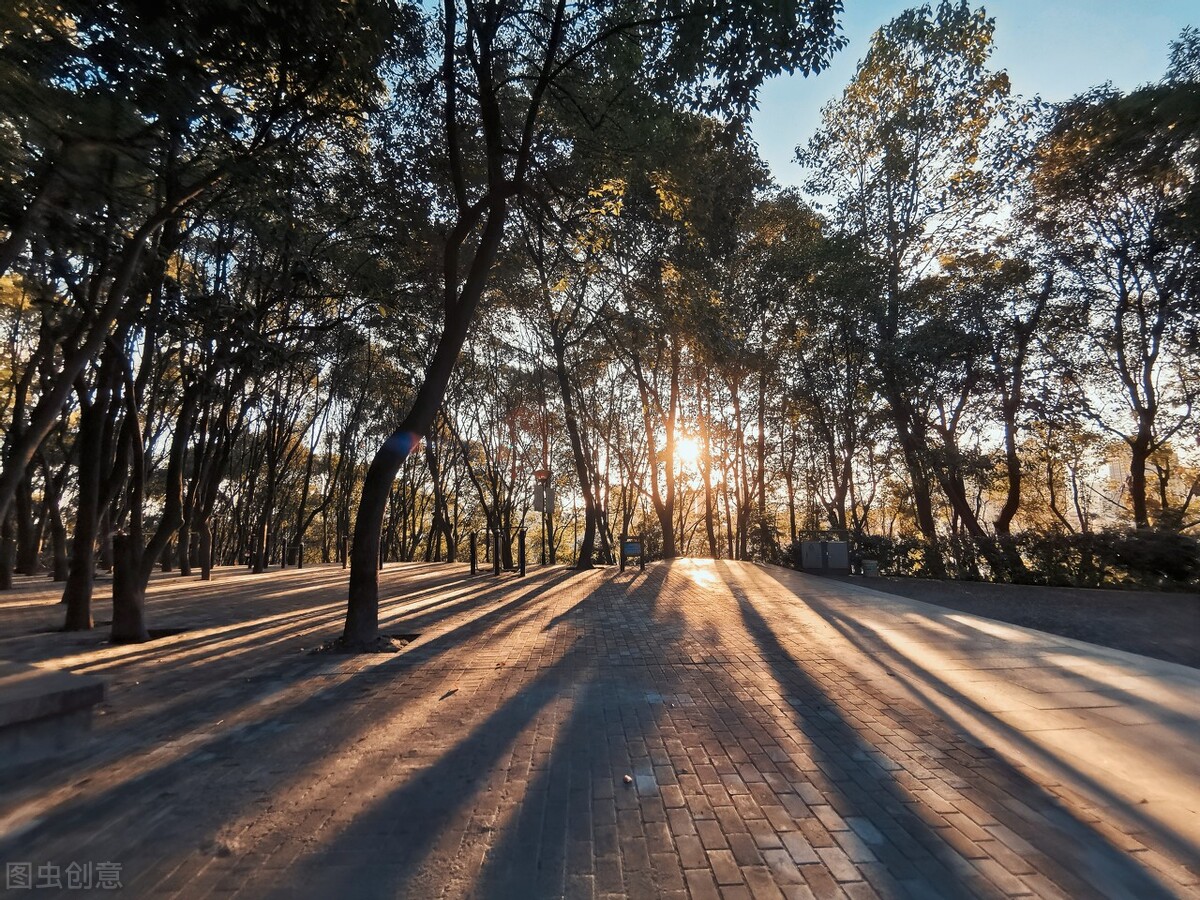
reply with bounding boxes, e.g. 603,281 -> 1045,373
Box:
676,436 -> 701,470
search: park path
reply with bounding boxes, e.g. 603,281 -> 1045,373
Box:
0,559 -> 1196,899
758,568 -> 1200,861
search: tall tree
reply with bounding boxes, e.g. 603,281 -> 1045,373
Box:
0,0 -> 396,523
1029,31 -> 1200,528
798,0 -> 1024,574
343,0 -> 846,646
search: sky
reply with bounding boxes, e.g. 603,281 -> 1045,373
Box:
752,0 -> 1197,187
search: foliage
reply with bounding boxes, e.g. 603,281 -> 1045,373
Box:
835,528 -> 1200,590
2,3 -> 1198,639
1026,41 -> 1200,528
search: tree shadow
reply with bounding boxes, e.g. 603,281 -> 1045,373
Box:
240,563 -> 688,899
0,567 -> 581,843
762,567 -> 1200,867
473,563 -> 688,899
3,560 -> 1185,899
726,561 -> 1183,898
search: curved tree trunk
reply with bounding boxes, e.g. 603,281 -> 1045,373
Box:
344,199 -> 509,647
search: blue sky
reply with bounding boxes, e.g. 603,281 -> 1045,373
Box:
753,0 -> 1197,186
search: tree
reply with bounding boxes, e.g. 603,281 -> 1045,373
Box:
1029,32 -> 1200,529
784,231 -> 884,537
798,0 -> 1025,574
0,0 -> 397,525
342,0 -> 846,646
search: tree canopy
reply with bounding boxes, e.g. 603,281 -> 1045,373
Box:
0,1 -> 1197,643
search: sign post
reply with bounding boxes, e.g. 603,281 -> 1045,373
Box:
620,536 -> 644,572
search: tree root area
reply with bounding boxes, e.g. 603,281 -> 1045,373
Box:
307,633 -> 416,654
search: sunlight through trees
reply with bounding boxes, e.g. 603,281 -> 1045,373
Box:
0,2 -> 1196,644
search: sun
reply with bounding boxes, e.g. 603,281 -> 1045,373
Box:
676,435 -> 701,470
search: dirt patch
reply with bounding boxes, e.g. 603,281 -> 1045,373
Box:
307,633 -> 419,654
834,576 -> 1200,669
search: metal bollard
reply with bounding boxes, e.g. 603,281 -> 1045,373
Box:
469,531 -> 477,575
518,528 -> 526,577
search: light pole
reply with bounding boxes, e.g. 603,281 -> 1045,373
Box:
534,468 -> 549,565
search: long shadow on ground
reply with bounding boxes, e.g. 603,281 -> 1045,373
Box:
255,567 -> 678,899
760,566 -> 1200,871
0,568 -> 581,884
726,562 -> 1182,899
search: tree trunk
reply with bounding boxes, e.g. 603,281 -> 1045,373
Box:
15,474 -> 42,575
756,369 -> 770,557
252,514 -> 269,573
110,385 -> 193,642
198,518 -> 213,581
1129,432 -> 1152,529
423,436 -> 455,563
702,456 -> 718,558
345,196 -> 509,646
48,493 -> 69,581
554,338 -> 597,568
0,513 -> 13,590
994,413 -> 1022,535
178,521 -> 192,575
111,533 -> 149,643
885,390 -> 946,579
61,372 -> 115,629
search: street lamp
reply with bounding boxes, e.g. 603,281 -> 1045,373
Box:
534,468 -> 550,565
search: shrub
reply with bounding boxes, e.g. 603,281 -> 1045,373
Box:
783,527 -> 1200,590
853,533 -> 929,577
1108,528 -> 1200,587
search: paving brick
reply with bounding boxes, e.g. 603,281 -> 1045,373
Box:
709,848 -> 745,885
685,868 -> 721,900
698,818 -> 731,850
743,865 -> 787,899
818,845 -> 863,883
833,828 -> 879,864
798,817 -> 837,849
747,820 -> 783,851
781,831 -> 821,865
0,561 -> 1190,900
762,805 -> 796,832
761,848 -> 806,885
729,831 -> 765,866
813,804 -> 850,831
971,856 -> 1032,895
676,834 -> 708,869
800,863 -> 849,898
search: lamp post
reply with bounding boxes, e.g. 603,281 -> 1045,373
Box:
534,468 -> 549,566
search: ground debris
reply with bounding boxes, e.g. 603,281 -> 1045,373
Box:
307,633 -> 413,655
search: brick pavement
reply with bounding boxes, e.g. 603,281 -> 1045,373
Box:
0,559 -> 1196,898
